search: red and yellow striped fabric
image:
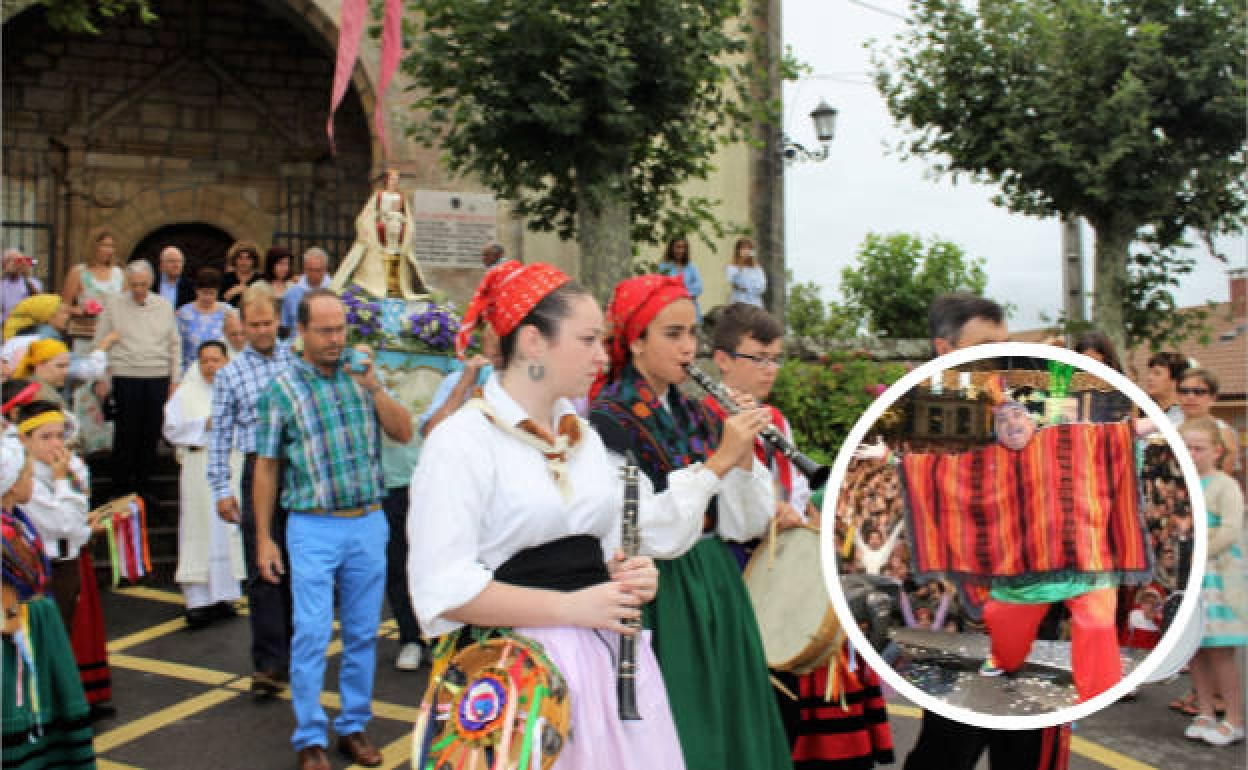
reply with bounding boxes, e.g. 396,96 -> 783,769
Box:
901,422 -> 1150,583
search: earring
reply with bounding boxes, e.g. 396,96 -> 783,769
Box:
527,362 -> 546,381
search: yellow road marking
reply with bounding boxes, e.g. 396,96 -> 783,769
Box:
97,760 -> 146,770
112,586 -> 185,605
94,689 -> 240,752
223,676 -> 418,722
353,730 -> 412,770
884,704 -> 1159,770
1070,736 -> 1158,770
109,653 -> 238,686
107,618 -> 187,653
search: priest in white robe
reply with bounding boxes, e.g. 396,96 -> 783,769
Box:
163,339 -> 245,628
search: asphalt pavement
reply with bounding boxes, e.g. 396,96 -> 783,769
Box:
91,585 -> 1245,770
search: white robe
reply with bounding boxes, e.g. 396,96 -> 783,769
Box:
163,371 -> 245,606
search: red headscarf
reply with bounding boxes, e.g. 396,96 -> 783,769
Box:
602,273 -> 691,382
454,261 -> 571,356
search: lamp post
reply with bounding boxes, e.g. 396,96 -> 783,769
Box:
782,101 -> 838,164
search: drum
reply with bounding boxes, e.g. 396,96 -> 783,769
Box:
1140,590 -> 1204,684
413,633 -> 571,770
744,526 -> 841,674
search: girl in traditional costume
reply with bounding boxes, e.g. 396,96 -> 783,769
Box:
588,274 -> 793,770
409,262 -> 762,768
2,433 -> 97,770
12,400 -> 113,717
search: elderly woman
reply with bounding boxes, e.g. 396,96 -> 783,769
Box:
176,267 -> 230,374
221,240 -> 264,308
94,260 -> 180,505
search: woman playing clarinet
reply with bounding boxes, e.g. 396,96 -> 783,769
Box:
589,274 -> 793,770
408,262 -> 759,768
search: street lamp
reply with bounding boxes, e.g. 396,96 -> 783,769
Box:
782,101 -> 838,164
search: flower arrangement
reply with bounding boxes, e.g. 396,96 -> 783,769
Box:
340,287 -> 460,355
81,298 -> 103,316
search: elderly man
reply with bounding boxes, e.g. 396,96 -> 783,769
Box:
223,309 -> 246,357
153,246 -> 195,310
254,289 -> 411,769
94,260 -> 180,505
1,248 -> 42,323
280,247 -> 332,334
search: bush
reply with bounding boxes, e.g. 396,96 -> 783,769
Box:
770,351 -> 908,465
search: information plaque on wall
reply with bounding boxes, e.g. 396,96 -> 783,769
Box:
412,190 -> 497,269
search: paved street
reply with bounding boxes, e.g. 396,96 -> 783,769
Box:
92,585 -> 1244,770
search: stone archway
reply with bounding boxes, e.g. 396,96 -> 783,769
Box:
2,0 -> 376,289
129,223 -> 236,278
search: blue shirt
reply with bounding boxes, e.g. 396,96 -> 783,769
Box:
281,277 -> 332,331
208,342 -> 296,502
159,279 -> 179,308
418,364 -> 493,435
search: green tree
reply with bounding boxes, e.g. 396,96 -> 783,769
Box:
874,0 -> 1245,352
837,232 -> 987,338
400,0 -> 778,299
30,0 -> 154,33
785,278 -> 859,339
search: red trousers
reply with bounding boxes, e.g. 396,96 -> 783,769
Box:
983,586 -> 1120,702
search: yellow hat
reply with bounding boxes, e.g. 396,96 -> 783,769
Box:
14,339 -> 70,379
2,294 -> 62,341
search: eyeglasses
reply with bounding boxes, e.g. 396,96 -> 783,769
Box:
1177,386 -> 1211,396
728,351 -> 785,369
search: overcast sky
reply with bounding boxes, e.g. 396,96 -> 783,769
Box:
782,0 -> 1246,331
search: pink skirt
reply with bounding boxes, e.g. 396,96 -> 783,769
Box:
516,626 -> 686,770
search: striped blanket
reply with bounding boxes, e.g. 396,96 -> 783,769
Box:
901,422 -> 1151,586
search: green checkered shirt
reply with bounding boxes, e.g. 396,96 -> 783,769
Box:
254,356 -> 384,512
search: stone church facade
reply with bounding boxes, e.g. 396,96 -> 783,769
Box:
2,0 -> 782,306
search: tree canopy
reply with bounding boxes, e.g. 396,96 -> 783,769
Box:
400,0 -> 773,298
873,0 -> 1245,351
29,0 -> 154,33
837,232 -> 987,338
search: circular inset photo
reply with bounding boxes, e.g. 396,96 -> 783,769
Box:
820,342 -> 1209,731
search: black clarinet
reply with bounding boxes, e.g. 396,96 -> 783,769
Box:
617,451 -> 642,721
684,363 -> 831,488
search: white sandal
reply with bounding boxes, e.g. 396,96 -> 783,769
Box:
1184,715 -> 1217,740
1202,720 -> 1245,747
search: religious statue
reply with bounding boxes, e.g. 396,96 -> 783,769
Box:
331,169 -> 431,299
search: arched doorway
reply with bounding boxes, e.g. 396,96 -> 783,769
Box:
130,223 -> 235,279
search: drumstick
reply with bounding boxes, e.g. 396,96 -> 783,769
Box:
769,674 -> 798,701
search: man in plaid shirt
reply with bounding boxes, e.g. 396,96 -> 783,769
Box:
252,289 -> 412,770
207,283 -> 295,697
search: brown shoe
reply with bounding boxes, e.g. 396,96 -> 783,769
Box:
296,746 -> 330,770
337,731 -> 382,767
251,669 -> 285,699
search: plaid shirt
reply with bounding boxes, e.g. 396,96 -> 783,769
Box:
207,343 -> 295,503
254,355 -> 384,512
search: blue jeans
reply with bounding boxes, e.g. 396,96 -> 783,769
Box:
286,508 -> 388,751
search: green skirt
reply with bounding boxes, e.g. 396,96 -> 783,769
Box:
2,596 -> 96,770
646,536 -> 793,770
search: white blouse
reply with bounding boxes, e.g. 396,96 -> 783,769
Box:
407,375 -> 773,638
25,457 -> 91,560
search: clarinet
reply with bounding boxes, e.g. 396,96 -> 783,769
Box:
616,451 -> 642,721
684,363 -> 831,488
